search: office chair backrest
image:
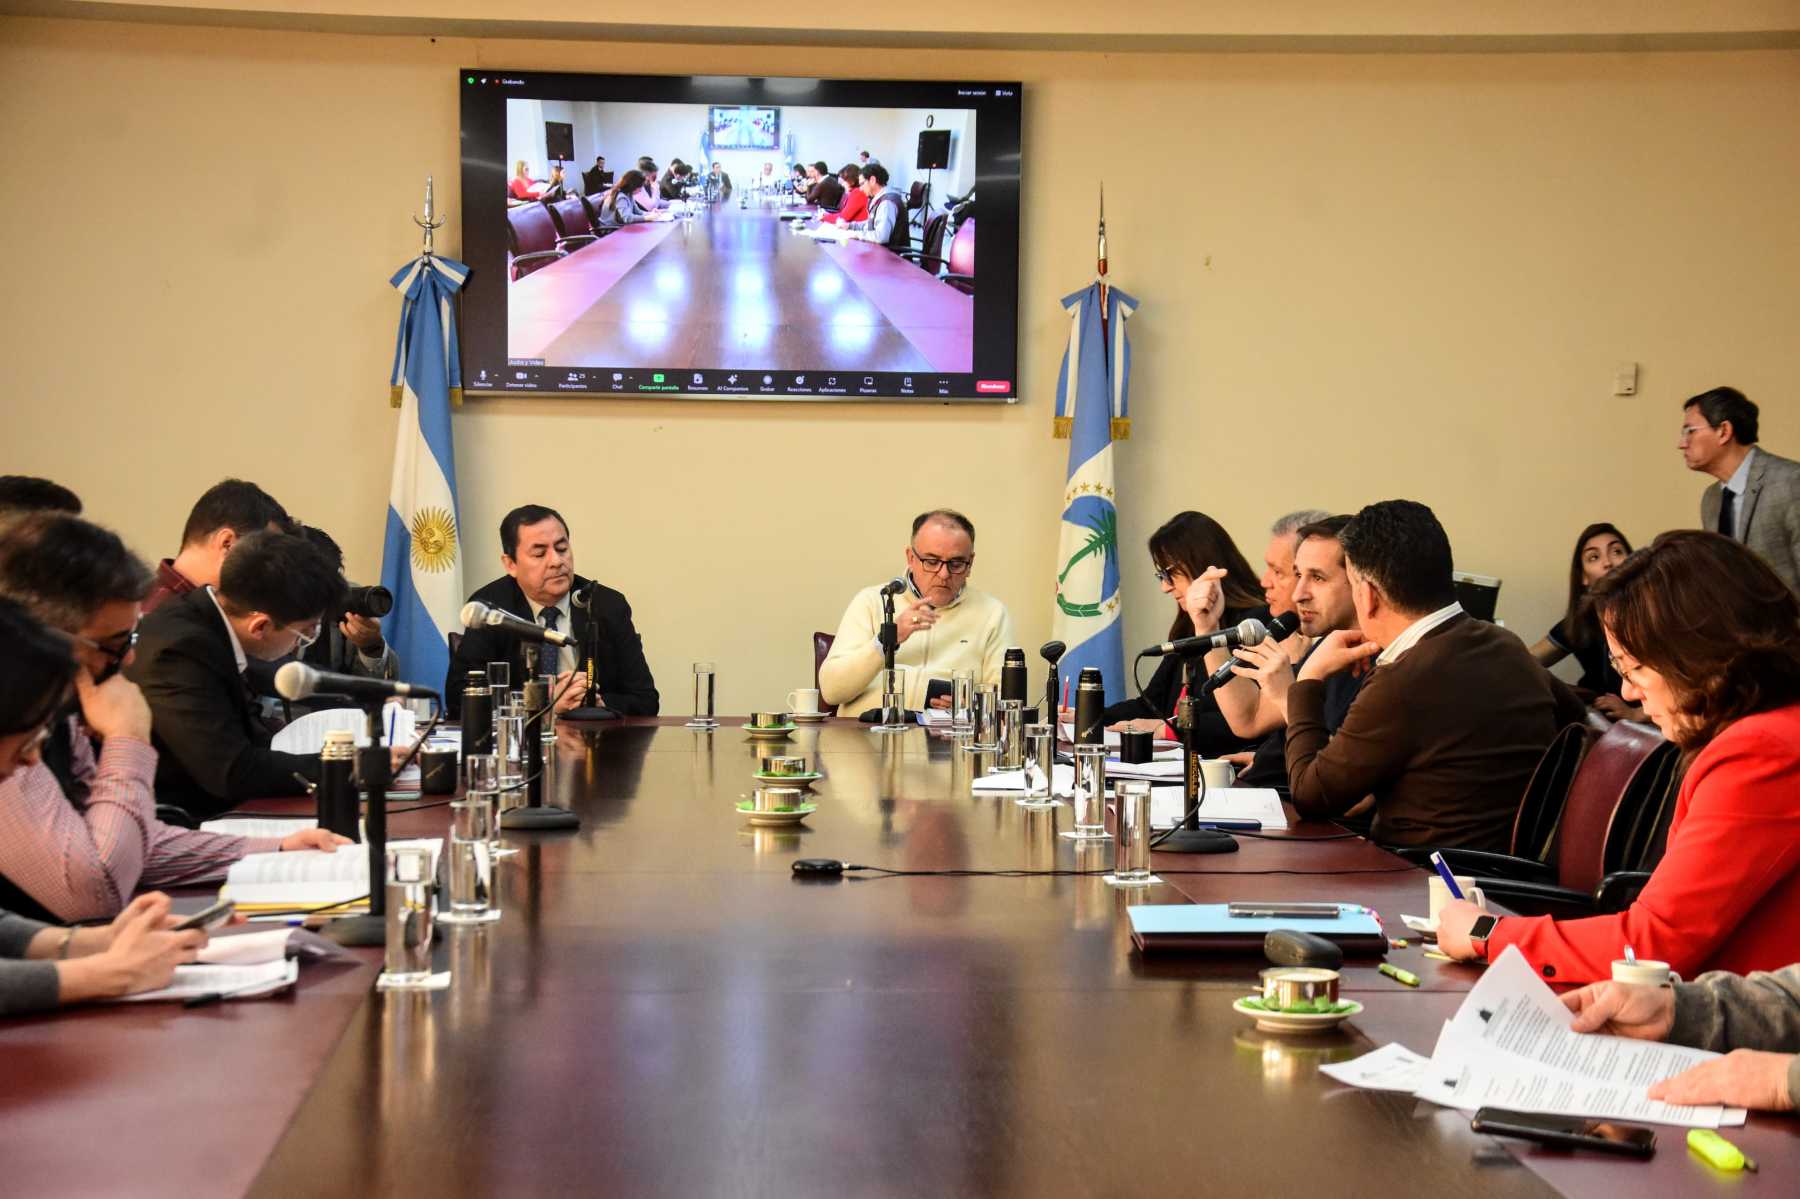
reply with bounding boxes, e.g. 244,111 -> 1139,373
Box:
548,198 -> 592,240
906,181 -> 926,210
1509,721 -> 1597,862
812,631 -> 838,716
919,212 -> 948,264
507,203 -> 561,257
1550,719 -> 1672,894
947,218 -> 976,277
1453,572 -> 1502,621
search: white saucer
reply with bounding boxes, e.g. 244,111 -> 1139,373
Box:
754,771 -> 822,788
789,711 -> 830,723
742,723 -> 797,739
1232,996 -> 1362,1034
734,801 -> 817,827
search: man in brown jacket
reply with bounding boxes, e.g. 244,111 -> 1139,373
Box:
1284,500 -> 1587,850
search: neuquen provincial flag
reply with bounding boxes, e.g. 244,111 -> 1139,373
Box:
380,254 -> 468,691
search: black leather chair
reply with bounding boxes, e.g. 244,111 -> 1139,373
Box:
812,631 -> 838,716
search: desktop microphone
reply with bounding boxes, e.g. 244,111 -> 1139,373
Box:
879,577 -> 908,596
274,661 -> 439,702
1198,612 -> 1301,695
459,600 -> 575,647
1141,618 -> 1270,659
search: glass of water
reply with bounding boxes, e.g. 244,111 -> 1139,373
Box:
1106,779 -> 1159,887
996,699 -> 1025,770
464,753 -> 507,861
381,845 -> 436,985
874,667 -> 908,732
687,661 -> 718,729
1017,723 -> 1056,809
951,669 -> 975,734
969,683 -> 1000,751
439,795 -> 501,924
1066,743 -> 1110,838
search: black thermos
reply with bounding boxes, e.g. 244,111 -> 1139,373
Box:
1073,667 -> 1106,745
317,730 -> 360,841
523,678 -> 549,809
463,670 -> 494,762
1000,647 -> 1028,706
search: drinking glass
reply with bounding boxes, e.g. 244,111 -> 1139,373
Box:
380,845 -> 436,985
439,796 -> 500,924
486,661 -> 510,696
495,702 -> 526,791
951,669 -> 975,734
969,683 -> 1000,751
687,661 -> 718,729
464,753 -> 508,862
1106,779 -> 1159,887
1017,723 -> 1056,809
996,699 -> 1025,770
874,667 -> 909,733
1066,743 -> 1110,839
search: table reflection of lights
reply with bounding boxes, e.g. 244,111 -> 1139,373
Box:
1233,1026 -> 1365,1088
444,924 -> 495,1032
744,827 -> 806,855
379,990 -> 440,1125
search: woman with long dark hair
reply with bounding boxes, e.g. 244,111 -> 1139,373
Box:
1531,522 -> 1637,717
0,597 -> 207,1015
597,170 -> 652,228
1438,531 -> 1800,982
1097,512 -> 1265,753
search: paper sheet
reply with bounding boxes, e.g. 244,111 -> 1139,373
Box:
1055,723 -> 1179,752
1150,786 -> 1289,830
1105,759 -> 1186,782
271,706 -> 417,755
196,928 -> 294,965
1322,946 -> 1747,1129
970,764 -> 1075,795
222,837 -> 441,908
200,817 -> 320,839
1319,1043 -> 1434,1093
110,958 -> 298,1003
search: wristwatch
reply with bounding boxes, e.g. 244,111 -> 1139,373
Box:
1467,914 -> 1500,960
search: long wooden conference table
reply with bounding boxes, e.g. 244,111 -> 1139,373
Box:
508,202 -> 974,374
3,719 -> 1794,1196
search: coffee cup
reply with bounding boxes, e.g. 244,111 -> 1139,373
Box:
755,785 -> 804,813
786,688 -> 823,716
1199,759 -> 1236,790
748,711 -> 787,729
760,754 -> 808,777
1427,874 -> 1485,924
1117,729 -> 1154,764
1611,959 -> 1681,987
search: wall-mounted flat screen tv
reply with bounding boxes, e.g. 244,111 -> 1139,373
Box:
459,70 -> 1021,402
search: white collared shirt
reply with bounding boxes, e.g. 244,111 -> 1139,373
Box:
523,593 -> 577,675
205,586 -> 249,675
1374,601 -> 1464,667
1722,446 -> 1757,538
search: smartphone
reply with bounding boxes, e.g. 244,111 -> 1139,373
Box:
1227,902 -> 1341,919
924,678 -> 954,708
1470,1108 -> 1656,1158
175,899 -> 236,932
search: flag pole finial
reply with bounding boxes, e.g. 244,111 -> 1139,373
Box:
413,174 -> 445,257
1097,182 -> 1107,279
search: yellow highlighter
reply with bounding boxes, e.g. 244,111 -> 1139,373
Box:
1687,1129 -> 1758,1173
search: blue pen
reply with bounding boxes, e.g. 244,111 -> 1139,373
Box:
1429,852 -> 1465,900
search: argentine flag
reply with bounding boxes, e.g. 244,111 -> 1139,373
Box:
1052,282 -> 1137,702
381,253 -> 468,692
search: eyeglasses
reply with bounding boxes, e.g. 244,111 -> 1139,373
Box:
287,621 -> 322,652
910,552 -> 971,576
1608,654 -> 1649,688
1678,424 -> 1713,443
1153,566 -> 1178,585
72,620 -> 140,668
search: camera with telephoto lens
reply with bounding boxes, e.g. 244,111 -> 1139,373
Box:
338,582 -> 394,621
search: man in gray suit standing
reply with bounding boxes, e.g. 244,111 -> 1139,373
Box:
1684,386 -> 1800,593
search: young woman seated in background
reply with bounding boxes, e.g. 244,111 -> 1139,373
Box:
1531,521 -> 1640,720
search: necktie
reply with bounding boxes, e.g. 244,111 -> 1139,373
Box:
1719,487 -> 1737,540
541,607 -> 560,633
538,607 -> 563,676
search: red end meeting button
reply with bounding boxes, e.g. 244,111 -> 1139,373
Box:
975,379 -> 1012,394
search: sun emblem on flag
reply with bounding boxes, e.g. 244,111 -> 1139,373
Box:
409,507 -> 458,573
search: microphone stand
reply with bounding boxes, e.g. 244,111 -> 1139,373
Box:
1157,653 -> 1237,855
873,586 -> 908,733
325,700 -> 396,946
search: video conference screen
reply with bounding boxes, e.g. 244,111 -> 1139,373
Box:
459,71 -> 1022,402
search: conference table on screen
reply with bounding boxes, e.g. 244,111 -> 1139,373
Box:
507,201 -> 973,373
2,719 -> 1794,1198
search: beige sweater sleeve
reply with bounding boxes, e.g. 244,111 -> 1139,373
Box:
818,588 -> 886,707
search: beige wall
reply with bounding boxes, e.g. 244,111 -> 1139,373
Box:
4,16 -> 1797,710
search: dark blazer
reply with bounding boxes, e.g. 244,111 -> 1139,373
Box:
809,175 -> 846,211
1285,613 -> 1588,851
447,574 -> 658,718
1700,447 -> 1800,594
127,588 -> 319,821
581,166 -> 613,194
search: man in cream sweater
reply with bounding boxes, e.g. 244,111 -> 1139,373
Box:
820,509 -> 1016,717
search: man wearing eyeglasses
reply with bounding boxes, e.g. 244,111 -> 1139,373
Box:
819,509 -> 1016,717
0,515 -> 346,923
130,530 -> 350,822
1681,386 -> 1800,595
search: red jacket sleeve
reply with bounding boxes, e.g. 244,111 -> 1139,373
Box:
822,190 -> 868,225
1485,725 -> 1800,983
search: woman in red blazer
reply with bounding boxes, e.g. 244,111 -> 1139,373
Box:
1438,530 -> 1800,983
817,165 -> 869,226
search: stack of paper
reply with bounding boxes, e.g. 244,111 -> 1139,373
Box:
200,817 -> 320,839
109,958 -> 299,1004
1151,786 -> 1289,830
1320,946 -> 1748,1129
970,765 -> 1075,795
221,838 -> 442,913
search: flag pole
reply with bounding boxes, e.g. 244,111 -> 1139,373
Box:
413,174 -> 444,258
1096,182 -> 1108,335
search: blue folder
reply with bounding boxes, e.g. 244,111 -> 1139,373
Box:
1126,903 -> 1387,955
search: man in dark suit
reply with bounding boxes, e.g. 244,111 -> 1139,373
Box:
581,155 -> 612,195
1684,386 -> 1800,594
128,530 -> 344,821
447,504 -> 658,719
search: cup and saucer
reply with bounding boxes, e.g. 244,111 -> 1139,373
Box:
743,710 -> 797,740
787,688 -> 829,723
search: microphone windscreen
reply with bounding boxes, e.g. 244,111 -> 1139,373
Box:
274,660 -> 313,701
1236,618 -> 1270,645
459,601 -> 489,629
